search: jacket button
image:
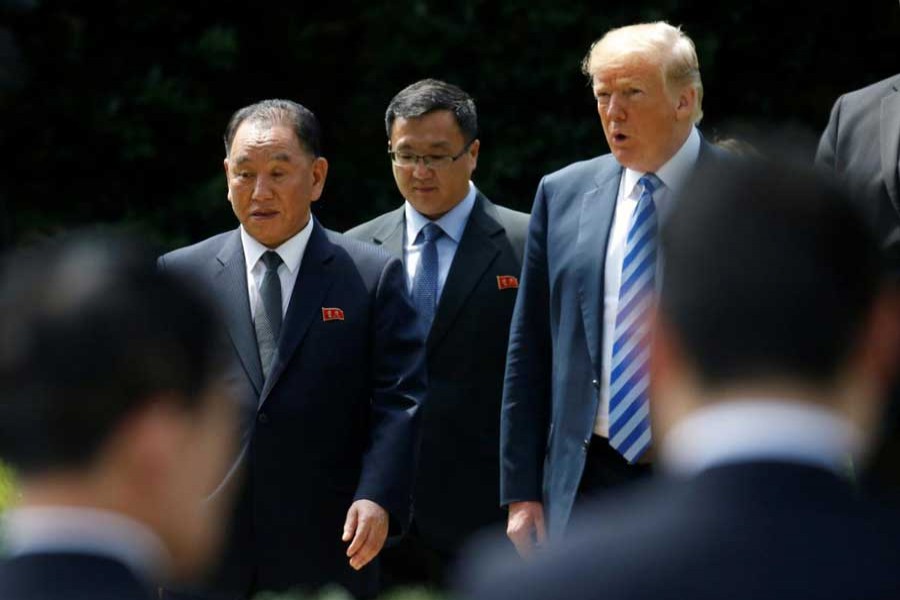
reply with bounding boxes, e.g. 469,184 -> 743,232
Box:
592,379 -> 600,389
258,412 -> 269,424
583,438 -> 591,451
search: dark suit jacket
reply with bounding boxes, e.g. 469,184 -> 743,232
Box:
817,74 -> 900,503
500,138 -> 725,537
159,220 -> 426,599
346,193 -> 529,555
816,73 -> 900,276
0,553 -> 156,600
465,462 -> 900,600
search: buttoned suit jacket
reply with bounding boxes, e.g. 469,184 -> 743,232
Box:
346,193 -> 528,555
500,138 -> 726,537
159,220 -> 426,599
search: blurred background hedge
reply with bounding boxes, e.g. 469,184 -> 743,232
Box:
1,0 -> 899,251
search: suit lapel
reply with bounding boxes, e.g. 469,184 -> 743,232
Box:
372,206 -> 406,257
880,81 -> 900,216
578,162 -> 623,377
428,194 -> 503,352
258,220 -> 337,407
214,230 -> 264,395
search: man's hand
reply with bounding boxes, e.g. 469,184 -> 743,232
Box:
507,500 -> 546,559
342,499 -> 389,570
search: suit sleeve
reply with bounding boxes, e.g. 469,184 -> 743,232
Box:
816,94 -> 843,171
499,178 -> 553,507
354,256 -> 426,537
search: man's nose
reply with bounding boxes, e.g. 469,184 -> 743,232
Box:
412,159 -> 432,178
606,94 -> 626,121
253,176 -> 274,199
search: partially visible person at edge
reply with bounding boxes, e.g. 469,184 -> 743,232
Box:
0,234 -> 237,600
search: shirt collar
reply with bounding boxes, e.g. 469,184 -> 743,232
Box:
404,181 -> 478,245
2,506 -> 172,582
661,398 -> 862,478
623,126 -> 701,200
240,217 -> 314,274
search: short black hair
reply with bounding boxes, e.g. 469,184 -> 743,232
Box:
0,232 -> 225,475
385,79 -> 478,142
224,99 -> 322,157
659,157 -> 884,387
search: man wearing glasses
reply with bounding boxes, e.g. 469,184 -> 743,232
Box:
347,78 -> 529,589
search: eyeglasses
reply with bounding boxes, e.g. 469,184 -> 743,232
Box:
388,140 -> 474,170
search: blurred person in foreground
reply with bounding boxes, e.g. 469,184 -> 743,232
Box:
501,21 -> 727,557
463,158 -> 900,599
0,234 -> 237,600
346,78 -> 528,589
160,99 -> 426,600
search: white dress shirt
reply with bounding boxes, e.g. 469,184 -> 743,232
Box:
2,506 -> 171,582
594,127 -> 701,436
240,218 -> 314,322
661,399 -> 862,477
403,181 -> 478,301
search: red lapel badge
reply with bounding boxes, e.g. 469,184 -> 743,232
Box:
497,275 -> 519,290
322,307 -> 345,322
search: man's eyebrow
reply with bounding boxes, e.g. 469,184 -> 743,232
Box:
270,152 -> 293,162
233,155 -> 252,165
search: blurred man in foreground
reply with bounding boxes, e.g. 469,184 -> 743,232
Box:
464,158 -> 900,599
0,234 -> 236,600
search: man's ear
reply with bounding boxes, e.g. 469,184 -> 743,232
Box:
310,157 -> 329,203
223,158 -> 232,203
674,86 -> 696,121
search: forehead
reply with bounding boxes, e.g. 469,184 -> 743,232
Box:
229,121 -> 304,159
592,53 -> 665,89
390,110 -> 465,147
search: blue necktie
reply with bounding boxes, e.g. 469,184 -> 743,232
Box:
609,174 -> 662,463
412,222 -> 443,326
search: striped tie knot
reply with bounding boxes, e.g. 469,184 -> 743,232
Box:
638,173 -> 662,197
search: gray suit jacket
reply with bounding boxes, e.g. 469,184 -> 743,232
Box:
816,73 -> 900,276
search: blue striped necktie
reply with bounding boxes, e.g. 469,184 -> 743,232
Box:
412,222 -> 443,326
609,173 -> 662,463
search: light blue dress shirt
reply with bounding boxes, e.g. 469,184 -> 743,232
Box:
403,181 -> 478,302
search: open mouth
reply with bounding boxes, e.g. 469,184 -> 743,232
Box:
612,133 -> 629,144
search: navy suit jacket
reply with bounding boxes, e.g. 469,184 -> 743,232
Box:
816,73 -> 900,276
0,553 -> 156,600
465,462 -> 900,600
500,139 -> 724,537
346,193 -> 529,555
159,220 -> 426,599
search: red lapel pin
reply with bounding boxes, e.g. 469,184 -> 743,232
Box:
322,307 -> 345,321
497,275 -> 519,290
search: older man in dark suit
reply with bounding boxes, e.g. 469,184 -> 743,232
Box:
159,100 -> 426,600
464,158 -> 900,600
0,235 -> 237,600
501,22 -> 726,556
347,79 -> 528,588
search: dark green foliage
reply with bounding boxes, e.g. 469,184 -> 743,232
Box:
2,1 -> 898,249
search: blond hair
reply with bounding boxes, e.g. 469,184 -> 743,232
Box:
581,22 -> 704,124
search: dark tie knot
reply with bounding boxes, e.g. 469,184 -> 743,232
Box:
262,251 -> 283,272
419,222 -> 444,244
638,173 -> 662,197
